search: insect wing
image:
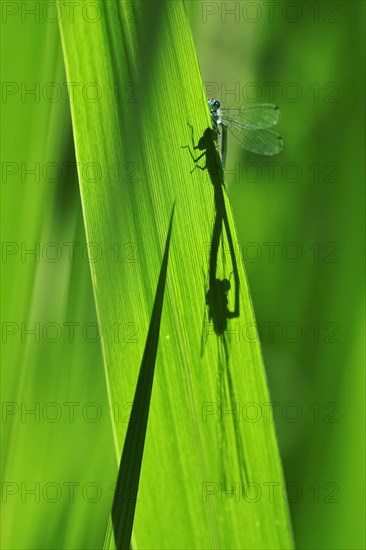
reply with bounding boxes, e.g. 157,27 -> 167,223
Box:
227,120 -> 284,155
220,103 -> 280,129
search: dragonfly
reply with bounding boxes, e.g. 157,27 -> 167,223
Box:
208,99 -> 283,168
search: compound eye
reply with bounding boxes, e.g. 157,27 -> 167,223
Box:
208,99 -> 220,110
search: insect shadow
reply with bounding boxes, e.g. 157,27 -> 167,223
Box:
182,124 -> 249,486
182,124 -> 239,355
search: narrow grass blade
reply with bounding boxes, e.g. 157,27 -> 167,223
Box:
109,205 -> 174,549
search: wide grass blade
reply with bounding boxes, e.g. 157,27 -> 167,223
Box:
59,1 -> 293,547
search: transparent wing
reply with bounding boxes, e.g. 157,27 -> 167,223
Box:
220,103 -> 280,129
227,121 -> 284,155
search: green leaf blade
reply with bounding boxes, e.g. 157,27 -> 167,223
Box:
59,1 -> 293,547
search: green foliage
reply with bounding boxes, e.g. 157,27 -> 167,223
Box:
3,0 -> 364,549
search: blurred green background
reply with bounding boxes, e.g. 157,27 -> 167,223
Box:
1,1 -> 365,549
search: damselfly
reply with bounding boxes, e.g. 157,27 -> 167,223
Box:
208,99 -> 283,167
